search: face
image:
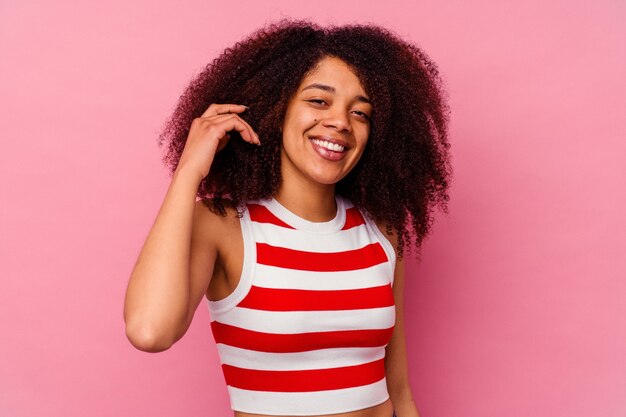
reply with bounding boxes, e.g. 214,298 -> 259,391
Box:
280,56 -> 372,188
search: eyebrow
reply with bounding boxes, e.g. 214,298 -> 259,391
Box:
301,83 -> 371,104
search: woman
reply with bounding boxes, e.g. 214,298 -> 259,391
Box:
124,19 -> 451,417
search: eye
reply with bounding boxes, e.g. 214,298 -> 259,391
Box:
306,99 -> 371,121
353,110 -> 371,121
306,99 -> 327,105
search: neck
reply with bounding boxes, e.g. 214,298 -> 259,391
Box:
274,174 -> 337,223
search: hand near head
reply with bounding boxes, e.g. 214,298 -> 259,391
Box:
175,103 -> 260,181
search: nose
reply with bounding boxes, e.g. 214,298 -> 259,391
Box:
321,107 -> 351,133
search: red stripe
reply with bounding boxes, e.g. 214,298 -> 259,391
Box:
222,358 -> 386,392
239,284 -> 394,311
257,242 -> 388,271
342,207 -> 366,230
211,321 -> 394,353
247,204 -> 294,229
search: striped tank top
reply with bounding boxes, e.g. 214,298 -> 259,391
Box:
206,194 -> 397,415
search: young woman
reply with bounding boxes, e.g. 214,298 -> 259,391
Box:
124,19 -> 451,417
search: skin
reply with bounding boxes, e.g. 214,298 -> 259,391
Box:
274,56 -> 372,221
124,56 -> 421,417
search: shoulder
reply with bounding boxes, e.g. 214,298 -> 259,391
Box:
374,218 -> 400,253
375,220 -> 405,297
345,197 -> 400,255
193,197 -> 239,221
192,198 -> 242,247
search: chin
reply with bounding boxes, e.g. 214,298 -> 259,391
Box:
308,171 -> 347,186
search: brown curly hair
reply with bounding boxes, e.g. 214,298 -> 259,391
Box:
158,18 -> 452,258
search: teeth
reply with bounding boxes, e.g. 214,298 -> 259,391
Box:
312,138 -> 345,152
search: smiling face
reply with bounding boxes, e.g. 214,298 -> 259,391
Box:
280,56 -> 372,189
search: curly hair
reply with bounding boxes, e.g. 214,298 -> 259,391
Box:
158,18 -> 452,258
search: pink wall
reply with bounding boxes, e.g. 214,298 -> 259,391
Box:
1,1 -> 625,416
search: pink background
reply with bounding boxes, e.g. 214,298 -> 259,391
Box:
1,1 -> 625,416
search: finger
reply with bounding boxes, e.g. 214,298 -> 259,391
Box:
213,115 -> 259,145
200,108 -> 259,145
201,103 -> 249,118
204,113 -> 257,144
202,113 -> 259,145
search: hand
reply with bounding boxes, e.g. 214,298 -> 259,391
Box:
175,103 -> 260,181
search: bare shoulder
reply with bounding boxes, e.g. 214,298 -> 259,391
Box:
189,198 -> 244,303
192,198 -> 242,243
374,219 -> 404,289
178,199 -> 243,332
374,219 -> 400,253
190,198 -> 242,274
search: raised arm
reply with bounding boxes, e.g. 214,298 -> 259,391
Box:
123,103 -> 259,352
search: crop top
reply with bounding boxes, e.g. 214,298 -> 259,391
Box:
206,194 -> 397,416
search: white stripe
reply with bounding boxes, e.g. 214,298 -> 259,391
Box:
252,221 -> 376,253
228,377 -> 390,415
214,306 -> 396,334
254,262 -> 392,290
216,345 -> 386,371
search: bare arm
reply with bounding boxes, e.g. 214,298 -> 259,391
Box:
385,255 -> 421,417
380,225 -> 422,417
123,168 -> 207,352
123,103 -> 259,352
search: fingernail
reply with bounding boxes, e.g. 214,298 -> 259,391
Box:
241,105 -> 250,109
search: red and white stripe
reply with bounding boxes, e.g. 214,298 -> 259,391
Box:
207,196 -> 396,415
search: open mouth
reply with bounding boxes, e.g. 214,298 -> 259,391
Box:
310,138 -> 346,153
308,136 -> 349,162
